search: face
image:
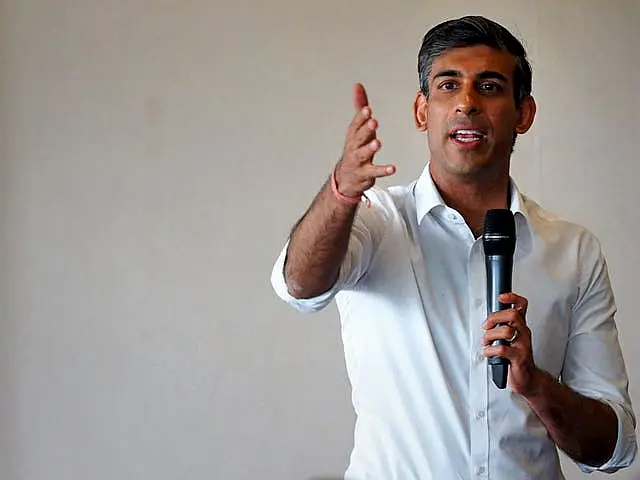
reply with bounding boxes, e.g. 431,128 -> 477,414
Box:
414,45 -> 535,180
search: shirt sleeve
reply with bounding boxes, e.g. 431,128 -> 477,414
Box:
270,189 -> 389,314
561,234 -> 637,473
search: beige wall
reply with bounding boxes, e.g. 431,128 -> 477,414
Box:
1,0 -> 638,478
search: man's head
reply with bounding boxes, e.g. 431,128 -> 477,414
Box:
418,16 -> 532,108
414,16 -> 536,181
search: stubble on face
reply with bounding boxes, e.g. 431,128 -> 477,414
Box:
421,45 -> 521,184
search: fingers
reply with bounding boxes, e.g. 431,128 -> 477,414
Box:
483,343 -> 519,361
482,322 -> 527,358
335,159 -> 396,197
353,82 -> 369,111
347,112 -> 378,154
346,161 -> 396,183
482,293 -> 537,394
348,105 -> 372,133
482,323 -> 518,346
499,292 -> 528,316
361,162 -> 396,178
336,141 -> 395,196
482,292 -> 530,357
483,310 -> 523,330
483,293 -> 528,331
334,84 -> 396,198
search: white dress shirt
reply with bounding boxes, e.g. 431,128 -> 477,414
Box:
271,165 -> 637,479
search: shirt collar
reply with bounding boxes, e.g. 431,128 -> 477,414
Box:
414,163 -> 534,256
414,163 -> 446,221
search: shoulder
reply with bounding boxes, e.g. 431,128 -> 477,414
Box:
521,194 -> 604,259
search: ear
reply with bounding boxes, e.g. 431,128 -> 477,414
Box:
414,91 -> 428,132
515,95 -> 536,134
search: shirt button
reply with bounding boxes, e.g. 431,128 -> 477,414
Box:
477,352 -> 485,363
476,466 -> 486,475
475,410 -> 486,419
448,213 -> 458,222
474,298 -> 483,309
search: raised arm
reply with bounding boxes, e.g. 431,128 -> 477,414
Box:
284,83 -> 395,299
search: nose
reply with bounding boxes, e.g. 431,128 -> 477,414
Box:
456,84 -> 480,116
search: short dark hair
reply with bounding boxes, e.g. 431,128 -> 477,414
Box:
418,16 -> 532,107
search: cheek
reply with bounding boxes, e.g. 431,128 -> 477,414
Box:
425,107 -> 446,136
426,124 -> 445,151
490,111 -> 518,137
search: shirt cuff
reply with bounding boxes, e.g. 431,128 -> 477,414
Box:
270,240 -> 340,313
576,399 -> 637,473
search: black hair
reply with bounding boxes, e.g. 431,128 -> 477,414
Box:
418,16 -> 532,107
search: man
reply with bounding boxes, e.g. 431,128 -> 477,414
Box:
270,16 -> 636,479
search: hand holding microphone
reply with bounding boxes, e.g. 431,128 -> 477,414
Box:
482,210 -> 539,393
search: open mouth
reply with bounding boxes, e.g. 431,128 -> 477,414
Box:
449,129 -> 487,143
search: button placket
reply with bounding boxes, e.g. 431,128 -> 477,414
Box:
469,239 -> 490,480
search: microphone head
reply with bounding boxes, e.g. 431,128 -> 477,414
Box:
483,209 -> 516,256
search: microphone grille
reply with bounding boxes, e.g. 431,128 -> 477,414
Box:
483,209 -> 516,255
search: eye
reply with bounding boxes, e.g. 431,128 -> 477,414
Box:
438,80 -> 458,90
480,82 -> 503,93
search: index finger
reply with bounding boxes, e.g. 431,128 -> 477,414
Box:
353,82 -> 369,111
498,292 -> 528,316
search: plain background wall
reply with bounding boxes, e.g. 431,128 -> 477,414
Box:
1,0 -> 638,478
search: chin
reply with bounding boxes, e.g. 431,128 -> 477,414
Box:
428,140 -> 507,178
443,153 -> 494,176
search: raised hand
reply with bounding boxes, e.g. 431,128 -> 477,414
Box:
334,83 -> 396,198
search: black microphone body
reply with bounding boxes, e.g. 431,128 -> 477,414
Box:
483,209 -> 516,389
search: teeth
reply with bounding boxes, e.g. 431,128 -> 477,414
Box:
455,129 -> 483,135
452,129 -> 485,142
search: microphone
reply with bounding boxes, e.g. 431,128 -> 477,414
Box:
483,209 -> 516,389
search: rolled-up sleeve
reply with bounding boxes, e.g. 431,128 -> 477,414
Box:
562,235 -> 637,473
270,240 -> 340,313
270,189 -> 388,314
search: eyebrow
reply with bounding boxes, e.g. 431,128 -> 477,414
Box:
432,70 -> 509,83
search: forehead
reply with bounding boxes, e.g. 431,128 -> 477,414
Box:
430,45 -> 516,80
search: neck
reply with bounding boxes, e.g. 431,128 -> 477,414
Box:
429,163 -> 511,237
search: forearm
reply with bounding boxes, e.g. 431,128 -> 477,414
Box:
284,178 -> 358,298
284,84 -> 394,299
524,369 -> 618,467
